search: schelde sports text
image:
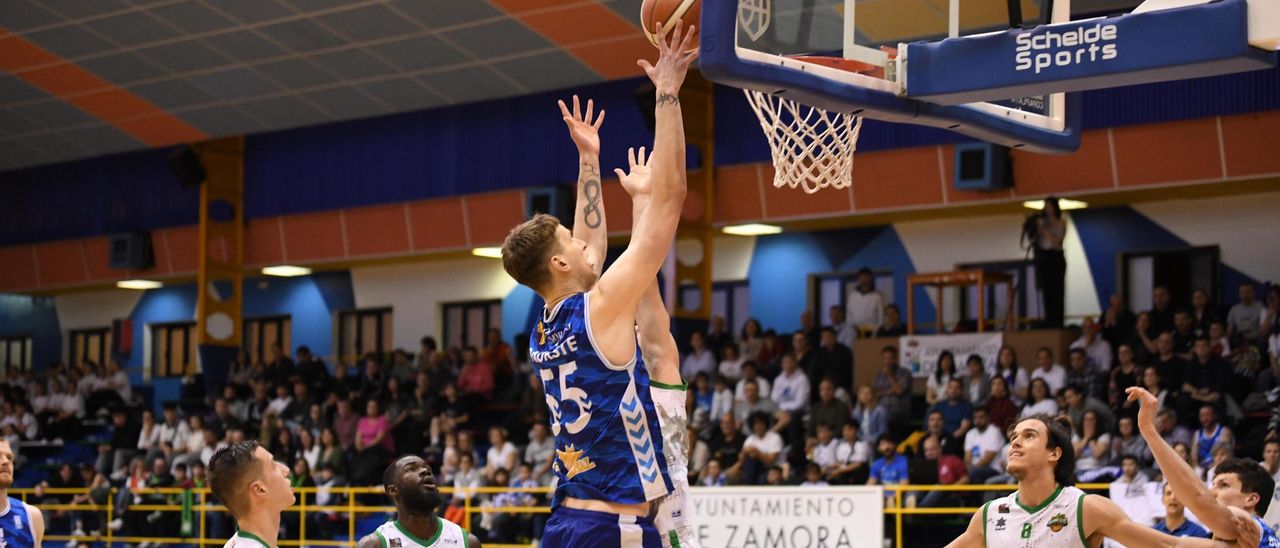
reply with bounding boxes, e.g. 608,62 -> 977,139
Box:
1014,22 -> 1119,74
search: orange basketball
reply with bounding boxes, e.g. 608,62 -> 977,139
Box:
640,0 -> 701,51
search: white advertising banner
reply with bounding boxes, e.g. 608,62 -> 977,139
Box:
899,332 -> 1004,378
688,486 -> 885,547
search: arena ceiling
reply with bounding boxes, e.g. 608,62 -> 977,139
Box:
0,0 -> 1139,173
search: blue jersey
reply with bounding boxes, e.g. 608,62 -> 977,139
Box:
530,292 -> 671,506
1256,515 -> 1280,548
0,497 -> 36,547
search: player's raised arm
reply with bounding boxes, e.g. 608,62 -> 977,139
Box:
588,23 -> 697,358
559,95 -> 608,277
1084,493 -> 1259,548
1127,386 -> 1263,544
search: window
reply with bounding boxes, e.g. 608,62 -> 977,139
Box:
1121,246 -> 1219,312
244,316 -> 292,365
811,269 -> 895,325
151,322 -> 197,379
443,300 -> 502,351
956,260 -> 1039,328
69,327 -> 112,366
0,336 -> 31,372
337,308 -> 393,365
680,281 -> 751,335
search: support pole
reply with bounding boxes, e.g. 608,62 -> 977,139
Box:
195,137 -> 245,391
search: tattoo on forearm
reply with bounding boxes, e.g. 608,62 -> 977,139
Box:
656,93 -> 680,106
581,164 -> 603,228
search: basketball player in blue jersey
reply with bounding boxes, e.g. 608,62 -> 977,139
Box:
0,440 -> 44,547
500,22 -> 697,548
1129,386 -> 1280,548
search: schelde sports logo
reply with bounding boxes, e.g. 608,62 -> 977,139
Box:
1015,22 -> 1118,74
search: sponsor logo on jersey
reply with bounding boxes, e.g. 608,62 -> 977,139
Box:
556,444 -> 597,480
390,539 -> 402,547
1047,513 -> 1069,533
998,504 -> 1010,513
994,517 -> 1007,531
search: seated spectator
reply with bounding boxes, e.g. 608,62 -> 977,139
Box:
332,398 -> 359,450
1210,321 -> 1233,358
874,304 -> 906,338
963,408 -> 1005,484
872,346 -> 912,427
983,376 -> 1019,435
1260,440 -> 1279,532
1172,310 -> 1198,360
100,409 -> 139,480
736,413 -> 783,485
1190,405 -> 1232,470
808,423 -> 841,477
310,464 -> 347,539
172,414 -> 208,470
298,428 -> 320,472
208,398 -> 243,436
437,383 -> 472,433
1139,365 -> 1174,415
771,354 -> 811,414
732,379 -> 780,435
485,427 -> 518,482
756,330 -> 786,379
829,305 -> 857,350
828,421 -> 870,485
699,459 -> 727,487
718,344 -> 746,383
1072,409 -> 1113,480
910,437 -> 967,508
296,346 -> 331,398
351,399 -> 392,487
800,463 -> 829,487
764,466 -> 787,487
681,332 -> 716,381
1110,416 -> 1151,467
271,427 -> 299,466
266,384 -> 293,418
1066,348 -> 1105,402
810,328 -> 853,395
1183,336 -> 1227,414
848,268 -> 883,333
1203,442 -> 1234,486
1110,344 -> 1143,419
993,345 -> 1029,403
867,435 -> 909,505
1020,378 -> 1059,418
1107,455 -> 1158,526
1102,293 -> 1137,357
689,372 -> 715,417
734,361 -> 770,402
706,316 -> 734,362
926,351 -> 959,406
524,423 -> 554,486
1153,482 -> 1211,538
1152,332 -> 1188,394
738,319 -> 765,364
853,385 -> 888,445
808,378 -> 851,437
457,347 -> 495,400
1156,408 -> 1193,448
1227,282 -> 1263,345
709,375 -> 735,423
707,414 -> 746,479
1062,384 -> 1114,432
927,379 -> 974,441
961,354 -> 989,407
902,410 -> 964,458
1029,347 -> 1067,394
452,453 -> 484,503
1070,316 -> 1113,372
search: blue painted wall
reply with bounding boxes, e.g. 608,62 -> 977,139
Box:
0,294 -> 60,370
125,285 -> 198,406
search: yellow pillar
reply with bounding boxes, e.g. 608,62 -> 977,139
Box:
672,73 -> 715,320
194,137 -> 245,381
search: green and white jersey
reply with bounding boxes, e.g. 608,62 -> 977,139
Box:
224,530 -> 271,548
374,517 -> 469,548
981,485 -> 1089,548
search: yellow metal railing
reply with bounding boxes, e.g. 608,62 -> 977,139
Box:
15,483 -> 1110,547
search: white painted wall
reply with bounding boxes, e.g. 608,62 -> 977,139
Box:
350,257 -> 517,351
712,236 -> 756,281
54,289 -> 143,363
1134,191 -> 1280,284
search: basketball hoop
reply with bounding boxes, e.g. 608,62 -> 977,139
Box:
743,88 -> 863,194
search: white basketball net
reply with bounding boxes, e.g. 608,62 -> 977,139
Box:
744,89 -> 863,194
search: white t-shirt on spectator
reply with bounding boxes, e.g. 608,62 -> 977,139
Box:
743,431 -> 783,457
835,439 -> 871,467
847,290 -> 884,330
138,425 -> 162,450
812,438 -> 841,469
31,395 -> 51,415
109,371 -> 132,401
267,396 -> 292,418
682,350 -> 716,381
926,373 -> 953,403
718,358 -> 746,382
1070,336 -> 1113,372
487,441 -> 518,472
771,370 -> 810,412
1030,364 -> 1067,394
734,377 -> 771,401
710,388 -> 734,422
60,393 -> 83,417
1021,398 -> 1060,418
964,424 -> 1006,472
157,420 -> 190,448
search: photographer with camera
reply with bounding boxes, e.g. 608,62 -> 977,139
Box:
1025,197 -> 1067,328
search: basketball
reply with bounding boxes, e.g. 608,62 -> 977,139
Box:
640,0 -> 701,50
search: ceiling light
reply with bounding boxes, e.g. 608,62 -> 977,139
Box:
262,265 -> 312,277
722,223 -> 783,236
472,247 -> 503,258
1022,198 -> 1088,211
117,279 -> 162,290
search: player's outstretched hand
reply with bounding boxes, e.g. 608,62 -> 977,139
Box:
558,95 -> 604,156
637,21 -> 698,94
1234,508 -> 1261,548
1124,386 -> 1160,433
616,146 -> 652,198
